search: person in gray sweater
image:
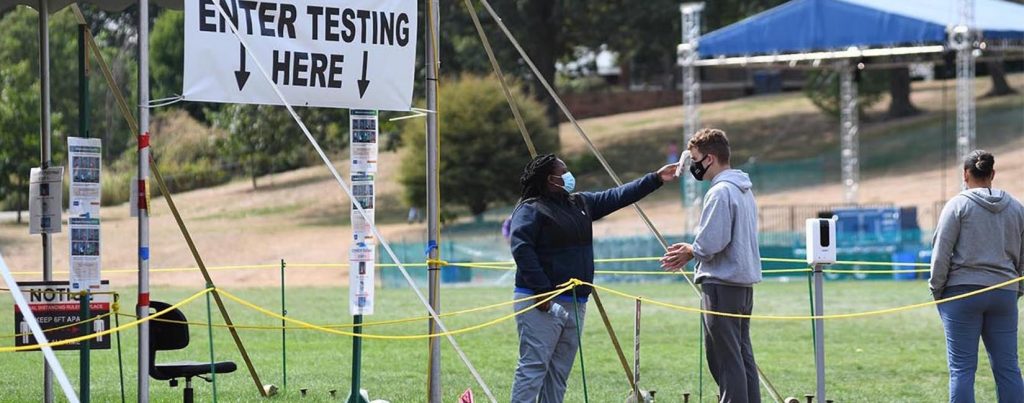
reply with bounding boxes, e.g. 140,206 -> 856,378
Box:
930,150 -> 1024,403
661,128 -> 762,403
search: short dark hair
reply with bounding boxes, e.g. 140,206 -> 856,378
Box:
687,128 -> 730,164
963,150 -> 994,179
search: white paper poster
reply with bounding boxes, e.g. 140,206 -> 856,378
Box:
350,110 -> 379,173
350,173 -> 375,243
349,109 -> 377,315
183,0 -> 417,111
67,137 -> 103,292
348,244 -> 375,315
28,167 -> 65,235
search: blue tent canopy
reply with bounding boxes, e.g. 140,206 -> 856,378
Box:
699,0 -> 1024,58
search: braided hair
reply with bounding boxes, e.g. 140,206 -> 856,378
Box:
518,154 -> 559,203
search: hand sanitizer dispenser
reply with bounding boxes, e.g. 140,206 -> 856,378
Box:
806,218 -> 836,265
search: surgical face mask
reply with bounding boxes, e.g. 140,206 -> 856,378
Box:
689,155 -> 710,181
552,171 -> 576,193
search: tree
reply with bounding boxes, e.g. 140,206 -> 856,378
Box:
438,1 -> 703,127
399,75 -> 556,218
803,69 -> 888,118
211,104 -> 348,189
985,56 -> 1019,97
887,67 -> 920,118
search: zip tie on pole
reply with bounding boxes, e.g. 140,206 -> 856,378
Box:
209,3 -> 495,399
425,259 -> 449,267
388,107 -> 436,122
141,94 -> 185,109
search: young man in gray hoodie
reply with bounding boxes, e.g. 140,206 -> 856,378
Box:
930,150 -> 1024,402
661,128 -> 763,403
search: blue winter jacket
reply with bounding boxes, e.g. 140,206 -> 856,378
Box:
510,172 -> 664,300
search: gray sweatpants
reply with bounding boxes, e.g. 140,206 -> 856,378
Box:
510,293 -> 587,403
703,283 -> 760,403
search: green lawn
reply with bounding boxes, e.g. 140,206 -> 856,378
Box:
0,280 -> 1018,402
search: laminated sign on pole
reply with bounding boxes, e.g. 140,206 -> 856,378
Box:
183,0 -> 418,111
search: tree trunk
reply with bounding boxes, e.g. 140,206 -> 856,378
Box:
523,0 -> 561,130
16,190 -> 23,224
888,67 -> 920,118
985,58 -> 1018,97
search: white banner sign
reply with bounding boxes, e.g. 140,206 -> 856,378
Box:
184,0 -> 417,111
67,137 -> 103,292
28,167 -> 64,235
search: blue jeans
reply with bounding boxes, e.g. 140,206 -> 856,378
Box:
937,285 -> 1024,403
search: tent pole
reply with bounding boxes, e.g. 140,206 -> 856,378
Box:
137,1 -> 152,401
425,0 -> 442,401
38,0 -> 53,400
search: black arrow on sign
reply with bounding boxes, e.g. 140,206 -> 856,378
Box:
234,43 -> 251,91
358,51 -> 370,98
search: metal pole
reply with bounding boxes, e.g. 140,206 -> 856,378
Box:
952,0 -> 976,164
280,259 -> 287,391
679,3 -> 704,230
425,0 -> 442,401
633,300 -> 641,401
812,264 -> 826,402
78,22 -> 92,403
839,61 -> 859,204
38,1 -> 54,401
79,292 -> 91,403
137,1 -> 152,401
348,315 -> 366,403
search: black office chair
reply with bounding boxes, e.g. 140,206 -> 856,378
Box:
149,300 -> 237,403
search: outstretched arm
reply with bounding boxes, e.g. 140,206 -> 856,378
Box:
579,164 -> 677,220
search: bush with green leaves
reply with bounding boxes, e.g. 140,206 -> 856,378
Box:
399,75 -> 557,218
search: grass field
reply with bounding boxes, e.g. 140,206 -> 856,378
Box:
0,279 -> 1019,402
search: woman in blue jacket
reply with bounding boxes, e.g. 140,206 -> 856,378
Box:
508,153 -> 677,402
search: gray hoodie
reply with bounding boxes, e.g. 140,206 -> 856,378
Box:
929,188 -> 1024,299
692,169 -> 763,286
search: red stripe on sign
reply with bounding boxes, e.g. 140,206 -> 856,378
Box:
138,132 -> 150,149
137,180 -> 147,210
138,293 -> 150,306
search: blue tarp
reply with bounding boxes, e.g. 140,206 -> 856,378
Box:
700,0 -> 1024,58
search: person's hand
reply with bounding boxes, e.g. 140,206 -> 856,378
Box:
660,243 -> 694,271
535,296 -> 552,312
656,163 -> 680,182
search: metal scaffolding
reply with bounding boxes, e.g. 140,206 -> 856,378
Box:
839,61 -> 859,204
679,2 -> 704,229
952,0 -> 977,165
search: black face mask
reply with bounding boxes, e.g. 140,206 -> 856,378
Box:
689,155 -> 710,181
